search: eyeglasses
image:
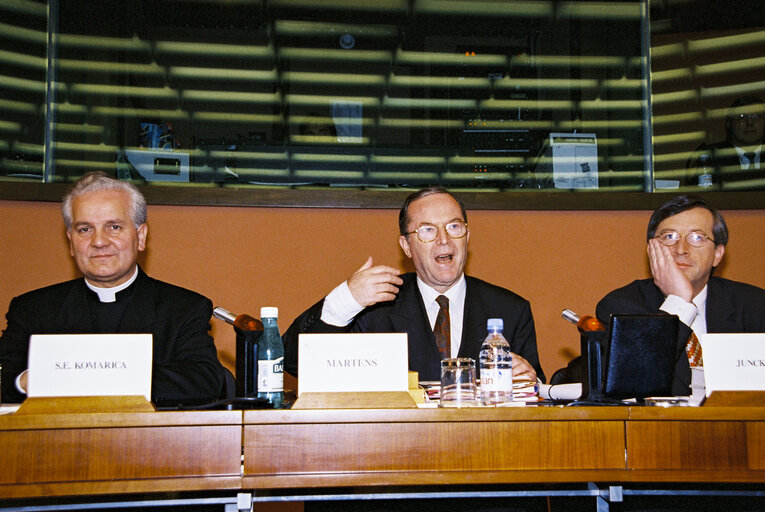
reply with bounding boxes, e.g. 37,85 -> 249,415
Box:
732,113 -> 763,122
654,231 -> 714,248
407,220 -> 468,243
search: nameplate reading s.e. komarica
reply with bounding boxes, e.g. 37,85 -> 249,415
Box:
27,333 -> 153,400
701,333 -> 765,396
297,333 -> 408,396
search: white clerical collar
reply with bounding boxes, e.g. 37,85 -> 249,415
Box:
84,266 -> 139,303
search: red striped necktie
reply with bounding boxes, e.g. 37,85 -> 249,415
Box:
433,295 -> 450,360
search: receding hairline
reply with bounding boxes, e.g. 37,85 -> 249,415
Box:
398,187 -> 467,235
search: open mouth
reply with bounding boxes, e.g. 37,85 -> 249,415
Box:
435,254 -> 453,263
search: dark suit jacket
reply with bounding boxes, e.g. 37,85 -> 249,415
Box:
596,276 -> 765,395
0,269 -> 226,405
283,273 -> 544,382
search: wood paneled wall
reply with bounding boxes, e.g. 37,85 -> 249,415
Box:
1,199 -> 763,379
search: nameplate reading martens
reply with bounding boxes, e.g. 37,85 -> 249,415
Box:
297,333 -> 408,395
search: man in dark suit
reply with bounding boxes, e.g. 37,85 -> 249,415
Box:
283,187 -> 544,383
0,172 -> 226,405
596,195 -> 765,395
686,96 -> 764,189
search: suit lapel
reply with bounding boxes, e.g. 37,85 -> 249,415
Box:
642,280 -> 668,311
705,278 -> 736,333
391,277 -> 441,361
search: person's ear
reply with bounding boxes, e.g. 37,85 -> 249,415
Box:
399,235 -> 412,258
712,243 -> 724,268
137,223 -> 148,251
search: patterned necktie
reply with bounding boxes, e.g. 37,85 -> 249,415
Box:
433,295 -> 450,360
744,152 -> 756,169
686,331 -> 703,367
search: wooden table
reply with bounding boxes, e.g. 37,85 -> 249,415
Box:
242,406 -> 765,487
1,405 -> 764,510
0,410 -> 241,500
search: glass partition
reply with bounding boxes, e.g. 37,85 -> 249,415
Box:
2,0 -> 648,192
0,0 -> 762,204
650,0 -> 765,192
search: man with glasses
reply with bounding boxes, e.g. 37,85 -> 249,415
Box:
687,96 -> 764,188
283,186 -> 544,383
596,195 -> 765,395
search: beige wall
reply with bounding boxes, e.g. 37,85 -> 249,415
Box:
1,199 -> 763,379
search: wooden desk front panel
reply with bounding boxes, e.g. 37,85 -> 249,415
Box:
626,420 -> 765,482
627,421 -> 748,470
243,418 -> 625,487
0,412 -> 243,498
626,407 -> 765,481
747,422 -> 765,470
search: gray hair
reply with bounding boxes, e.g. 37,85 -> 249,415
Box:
62,172 -> 147,229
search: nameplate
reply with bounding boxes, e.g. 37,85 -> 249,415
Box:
27,334 -> 153,401
701,333 -> 765,397
297,333 -> 408,396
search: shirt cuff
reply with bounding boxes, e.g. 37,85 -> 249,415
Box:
321,281 -> 364,327
660,294 -> 698,328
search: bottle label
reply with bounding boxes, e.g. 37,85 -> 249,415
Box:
258,356 -> 284,392
480,367 -> 513,393
699,173 -> 713,188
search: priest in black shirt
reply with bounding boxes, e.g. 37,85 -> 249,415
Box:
0,172 -> 226,405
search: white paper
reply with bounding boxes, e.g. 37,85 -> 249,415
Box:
539,383 -> 582,400
331,100 -> 363,142
297,333 -> 408,395
701,333 -> 765,397
550,133 -> 598,189
27,334 -> 153,400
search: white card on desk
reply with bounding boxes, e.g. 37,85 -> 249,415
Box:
701,333 -> 765,397
297,333 -> 408,396
27,334 -> 153,401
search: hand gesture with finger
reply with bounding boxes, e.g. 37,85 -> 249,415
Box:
347,257 -> 404,307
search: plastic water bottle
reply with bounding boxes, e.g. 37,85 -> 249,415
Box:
479,318 -> 513,405
697,153 -> 713,188
257,307 -> 284,408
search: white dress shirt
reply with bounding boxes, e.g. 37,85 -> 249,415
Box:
416,275 -> 467,358
735,145 -> 761,170
321,274 -> 468,357
660,284 -> 709,335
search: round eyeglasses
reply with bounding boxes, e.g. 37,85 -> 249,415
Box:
407,221 -> 467,243
655,231 -> 714,248
732,113 -> 763,122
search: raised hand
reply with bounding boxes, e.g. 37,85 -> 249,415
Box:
647,238 -> 693,302
347,256 -> 404,307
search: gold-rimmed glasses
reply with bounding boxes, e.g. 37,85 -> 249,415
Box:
654,231 -> 714,248
407,220 -> 467,243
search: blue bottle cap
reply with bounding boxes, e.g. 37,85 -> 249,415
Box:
487,318 -> 503,331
